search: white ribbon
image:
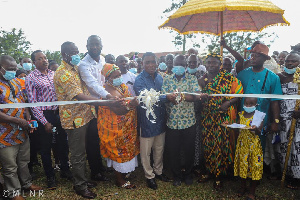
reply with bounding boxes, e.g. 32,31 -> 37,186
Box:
1,93 -> 300,109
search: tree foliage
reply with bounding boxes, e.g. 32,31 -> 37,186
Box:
163,0 -> 197,52
202,32 -> 278,55
0,28 -> 31,61
45,50 -> 62,65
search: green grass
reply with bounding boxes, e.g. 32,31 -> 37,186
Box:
24,160 -> 300,200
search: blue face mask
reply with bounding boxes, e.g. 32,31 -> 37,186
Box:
172,66 -> 186,76
284,67 -> 296,74
159,62 -> 167,71
70,54 -> 81,66
129,68 -> 137,74
243,105 -> 256,113
1,68 -> 16,81
112,77 -> 123,86
23,63 -> 32,71
21,77 -> 26,81
187,67 -> 198,74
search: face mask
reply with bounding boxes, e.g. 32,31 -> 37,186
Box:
284,67 -> 296,74
21,77 -> 26,81
187,67 -> 198,74
112,77 -> 123,86
159,62 -> 167,71
23,63 -> 32,71
172,66 -> 186,76
243,105 -> 256,113
1,68 -> 16,81
70,54 -> 81,66
129,68 -> 137,74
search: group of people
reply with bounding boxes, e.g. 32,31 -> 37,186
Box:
0,34 -> 300,200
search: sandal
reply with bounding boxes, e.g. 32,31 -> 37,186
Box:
286,180 -> 300,190
213,180 -> 223,190
117,181 -> 136,189
197,174 -> 210,183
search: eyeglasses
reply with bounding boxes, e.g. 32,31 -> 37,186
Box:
250,53 -> 263,58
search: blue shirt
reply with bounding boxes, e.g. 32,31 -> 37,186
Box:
237,67 -> 282,127
133,70 -> 166,138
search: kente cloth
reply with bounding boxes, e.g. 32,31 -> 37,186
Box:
97,84 -> 139,163
276,82 -> 300,178
201,69 -> 243,177
234,112 -> 263,180
0,78 -> 27,148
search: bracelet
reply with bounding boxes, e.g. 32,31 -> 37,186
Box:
125,101 -> 130,111
181,93 -> 185,102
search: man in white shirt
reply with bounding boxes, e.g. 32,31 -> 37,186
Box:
78,35 -> 112,182
116,55 -> 137,96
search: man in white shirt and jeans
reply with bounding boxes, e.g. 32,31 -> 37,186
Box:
78,35 -> 113,182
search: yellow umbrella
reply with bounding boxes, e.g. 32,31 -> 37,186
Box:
159,0 -> 289,55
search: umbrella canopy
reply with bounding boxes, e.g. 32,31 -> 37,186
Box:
159,0 -> 289,35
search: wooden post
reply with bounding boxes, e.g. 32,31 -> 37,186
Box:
220,11 -> 224,57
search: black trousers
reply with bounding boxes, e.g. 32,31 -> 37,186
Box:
38,110 -> 69,178
165,125 -> 196,180
86,118 -> 104,175
28,129 -> 40,170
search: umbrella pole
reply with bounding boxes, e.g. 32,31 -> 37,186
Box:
220,11 -> 224,57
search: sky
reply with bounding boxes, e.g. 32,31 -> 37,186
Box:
0,0 -> 299,56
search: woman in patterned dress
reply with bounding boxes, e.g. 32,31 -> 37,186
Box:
97,64 -> 140,189
234,97 -> 265,200
277,53 -> 300,189
198,53 -> 243,189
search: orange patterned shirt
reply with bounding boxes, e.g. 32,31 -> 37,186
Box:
53,61 -> 96,130
0,78 -> 27,148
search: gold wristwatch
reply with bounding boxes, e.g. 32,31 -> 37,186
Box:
274,119 -> 280,124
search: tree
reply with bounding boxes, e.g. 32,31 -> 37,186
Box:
45,50 -> 62,65
163,0 -> 200,53
0,28 -> 31,61
202,32 -> 278,56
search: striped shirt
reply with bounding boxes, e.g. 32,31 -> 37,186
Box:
25,69 -> 58,125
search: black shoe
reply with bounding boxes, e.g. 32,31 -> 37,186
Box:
184,175 -> 193,185
86,181 -> 97,188
146,178 -> 157,190
155,173 -> 172,182
173,179 -> 181,186
47,176 -> 57,190
30,171 -> 37,181
73,187 -> 97,199
91,173 -> 110,182
61,170 -> 74,181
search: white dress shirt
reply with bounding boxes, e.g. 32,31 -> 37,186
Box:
122,71 -> 137,96
78,54 -> 109,98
